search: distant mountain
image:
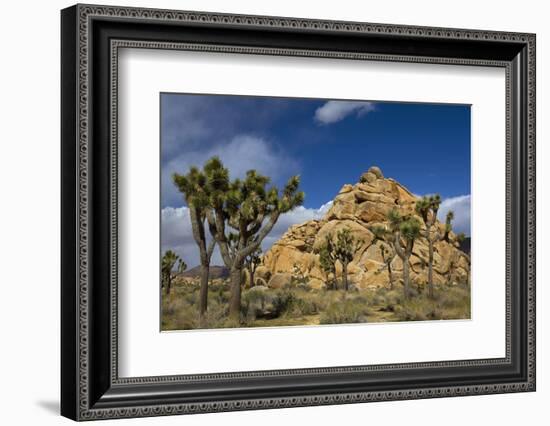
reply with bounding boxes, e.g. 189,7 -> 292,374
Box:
459,237 -> 471,255
180,265 -> 229,279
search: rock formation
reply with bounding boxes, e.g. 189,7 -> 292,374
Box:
258,166 -> 470,291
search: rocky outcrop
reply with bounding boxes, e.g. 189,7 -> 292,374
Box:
260,166 -> 470,290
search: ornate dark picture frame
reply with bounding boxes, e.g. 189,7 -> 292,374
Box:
61,4 -> 536,421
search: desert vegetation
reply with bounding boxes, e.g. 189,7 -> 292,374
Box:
161,163 -> 471,330
161,279 -> 470,330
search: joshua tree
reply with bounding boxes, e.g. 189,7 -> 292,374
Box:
317,234 -> 338,289
161,250 -> 187,295
173,167 -> 216,317
447,252 -> 458,286
291,262 -> 307,286
443,210 -> 455,242
161,250 -> 176,295
203,157 -> 304,321
333,228 -> 363,291
415,195 -> 456,298
371,225 -> 396,289
379,245 -> 396,289
245,246 -> 262,288
387,208 -> 421,299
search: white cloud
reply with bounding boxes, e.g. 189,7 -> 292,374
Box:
162,134 -> 300,207
437,195 -> 471,236
161,206 -> 223,268
161,201 -> 332,268
314,101 -> 376,124
163,194 -> 471,269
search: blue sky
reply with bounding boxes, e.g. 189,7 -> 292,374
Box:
160,93 -> 471,267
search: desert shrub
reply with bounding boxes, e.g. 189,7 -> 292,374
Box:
438,284 -> 469,308
162,296 -> 186,318
349,293 -> 370,305
161,296 -> 199,330
210,287 -> 229,305
370,289 -> 387,306
392,282 -> 470,321
272,291 -> 296,316
173,308 -> 199,329
319,298 -> 369,325
373,288 -> 404,312
394,297 -> 441,321
282,291 -> 320,317
435,283 -> 470,319
296,281 -> 312,292
161,285 -> 234,330
244,287 -> 267,305
200,302 -> 230,328
161,277 -> 471,329
182,290 -> 199,305
241,287 -> 270,321
208,281 -> 229,293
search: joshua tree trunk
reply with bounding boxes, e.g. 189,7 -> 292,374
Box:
393,233 -> 414,300
198,240 -> 216,317
198,264 -> 209,316
210,209 -> 284,322
249,267 -> 255,288
229,265 -> 244,320
187,208 -> 217,318
323,271 -> 334,290
387,208 -> 420,300
164,272 -> 171,296
420,225 -> 437,300
342,262 -> 349,291
402,256 -> 410,298
415,196 -> 450,300
387,262 -> 394,290
427,240 -> 434,299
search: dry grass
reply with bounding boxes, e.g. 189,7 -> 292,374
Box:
161,279 -> 470,330
373,282 -> 471,322
319,293 -> 370,324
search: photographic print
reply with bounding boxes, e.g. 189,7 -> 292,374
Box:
160,94 -> 471,331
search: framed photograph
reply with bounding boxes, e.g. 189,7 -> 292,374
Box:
61,4 -> 536,421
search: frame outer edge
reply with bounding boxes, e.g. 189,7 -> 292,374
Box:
527,33 -> 536,390
61,4 -> 80,422
66,4 -> 536,421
